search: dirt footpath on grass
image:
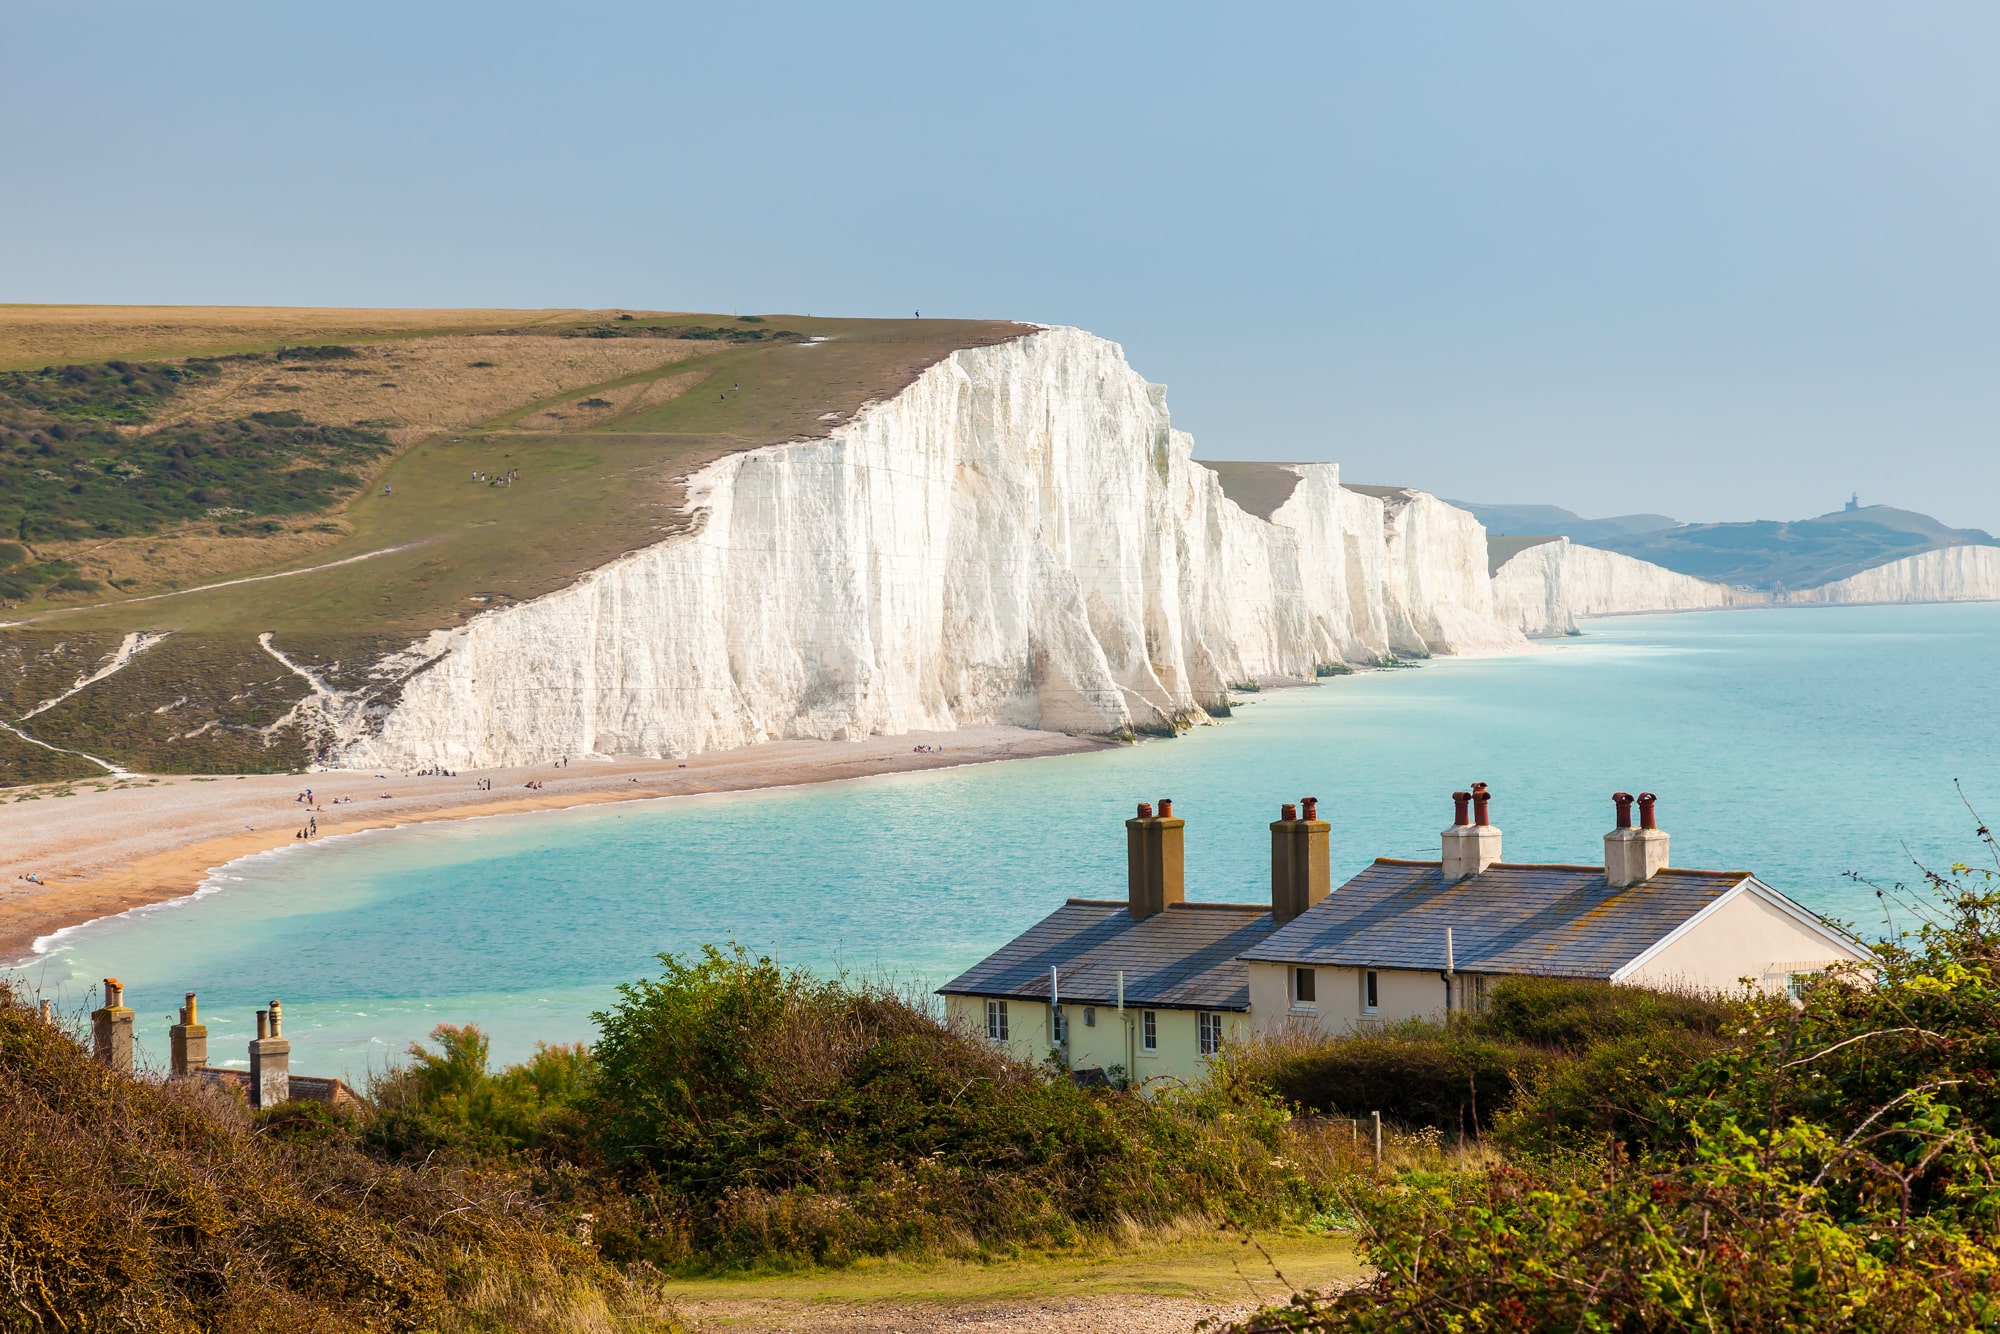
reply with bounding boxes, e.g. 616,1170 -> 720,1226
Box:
679,1293 -> 1256,1332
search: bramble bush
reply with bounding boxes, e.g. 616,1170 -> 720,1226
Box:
1233,838 -> 2000,1331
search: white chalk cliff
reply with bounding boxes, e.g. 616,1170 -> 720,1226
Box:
1492,538 -> 1761,636
337,327 -> 1527,769
1781,546 -> 2000,605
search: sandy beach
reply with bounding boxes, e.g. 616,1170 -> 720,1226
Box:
0,726 -> 1100,966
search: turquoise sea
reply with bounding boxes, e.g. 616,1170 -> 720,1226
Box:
12,603 -> 2000,1081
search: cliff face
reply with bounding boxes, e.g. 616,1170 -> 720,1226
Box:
338,328 -> 1524,769
1782,545 -> 2000,605
1492,538 -> 1759,636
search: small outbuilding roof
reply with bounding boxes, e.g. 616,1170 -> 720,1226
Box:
939,900 -> 1278,1012
1238,858 -> 1848,980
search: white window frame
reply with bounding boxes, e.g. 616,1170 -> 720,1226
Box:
1787,970 -> 1825,1003
1363,969 -> 1380,1013
1198,1011 -> 1223,1057
986,998 -> 1009,1042
1051,1004 -> 1066,1044
1141,1009 -> 1158,1052
1083,1006 -> 1096,1028
1293,966 -> 1317,1010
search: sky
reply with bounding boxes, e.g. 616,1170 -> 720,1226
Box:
6,3 -> 1998,529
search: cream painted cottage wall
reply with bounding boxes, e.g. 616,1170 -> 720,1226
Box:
943,993 -> 1249,1085
1614,882 -> 1868,995
1247,961 -> 1450,1036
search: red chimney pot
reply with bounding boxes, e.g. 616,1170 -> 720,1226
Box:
1452,791 -> 1472,826
1613,791 -> 1634,829
1637,792 -> 1657,830
1136,802 -> 1153,820
1301,796 -> 1318,821
1158,798 -> 1173,819
1471,782 -> 1491,827
1280,803 -> 1298,822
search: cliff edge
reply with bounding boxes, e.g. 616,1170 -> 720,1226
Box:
339,329 -> 1527,768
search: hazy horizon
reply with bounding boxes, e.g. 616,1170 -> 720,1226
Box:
6,3 -> 1997,530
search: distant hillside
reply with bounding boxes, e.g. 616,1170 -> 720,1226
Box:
1454,497 -> 1999,591
1591,506 -> 2000,590
1447,501 -> 1680,544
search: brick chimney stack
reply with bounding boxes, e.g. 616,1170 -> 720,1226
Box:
1270,797 -> 1331,923
249,1000 -> 290,1109
1441,783 -> 1502,882
1125,798 -> 1186,919
1605,791 -> 1670,888
170,992 -> 208,1078
91,978 -> 133,1075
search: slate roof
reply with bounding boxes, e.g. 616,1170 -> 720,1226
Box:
1239,859 -> 1761,979
939,900 -> 1278,1011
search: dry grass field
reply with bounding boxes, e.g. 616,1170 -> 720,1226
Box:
153,334 -> 714,445
0,305 -> 1032,777
0,303 -> 593,368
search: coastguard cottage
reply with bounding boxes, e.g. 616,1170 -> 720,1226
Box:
943,786 -> 1871,1083
939,798 -> 1322,1084
1241,787 -> 1873,1033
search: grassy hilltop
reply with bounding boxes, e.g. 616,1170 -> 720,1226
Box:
0,306 -> 1028,781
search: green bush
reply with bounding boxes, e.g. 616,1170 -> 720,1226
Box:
1230,1023 -> 1548,1133
1472,973 -> 1733,1048
370,1024 -> 594,1162
585,946 -> 1329,1267
1231,977 -> 1736,1141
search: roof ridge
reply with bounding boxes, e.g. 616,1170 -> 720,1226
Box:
1165,901 -> 1270,912
1064,898 -> 1126,906
1375,857 -> 1440,867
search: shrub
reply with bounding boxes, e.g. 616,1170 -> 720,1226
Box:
371,1024 -> 594,1162
0,987 -> 671,1331
586,947 -> 1331,1267
1230,840 -> 2000,1332
1229,1023 -> 1548,1133
275,344 -> 362,360
1472,974 -> 1733,1049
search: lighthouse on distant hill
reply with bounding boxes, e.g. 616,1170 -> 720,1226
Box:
1845,491 -> 1860,512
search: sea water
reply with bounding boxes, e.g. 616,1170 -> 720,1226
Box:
14,603 -> 2000,1080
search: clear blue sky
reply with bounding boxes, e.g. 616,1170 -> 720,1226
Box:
7,3 -> 1997,528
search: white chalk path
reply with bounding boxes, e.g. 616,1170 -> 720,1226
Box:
2,632 -> 174,776
0,541 -> 427,627
21,631 -> 169,720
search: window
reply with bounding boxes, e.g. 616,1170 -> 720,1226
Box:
1051,1005 -> 1066,1044
1083,1007 -> 1096,1028
1294,967 -> 1317,1005
1198,1012 -> 1224,1057
1363,970 -> 1379,1012
1787,971 -> 1825,1003
1141,1010 -> 1158,1052
985,999 -> 1009,1041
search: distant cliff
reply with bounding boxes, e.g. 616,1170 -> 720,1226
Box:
338,329 -> 1526,769
1491,538 -> 1759,636
1781,546 -> 2000,605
